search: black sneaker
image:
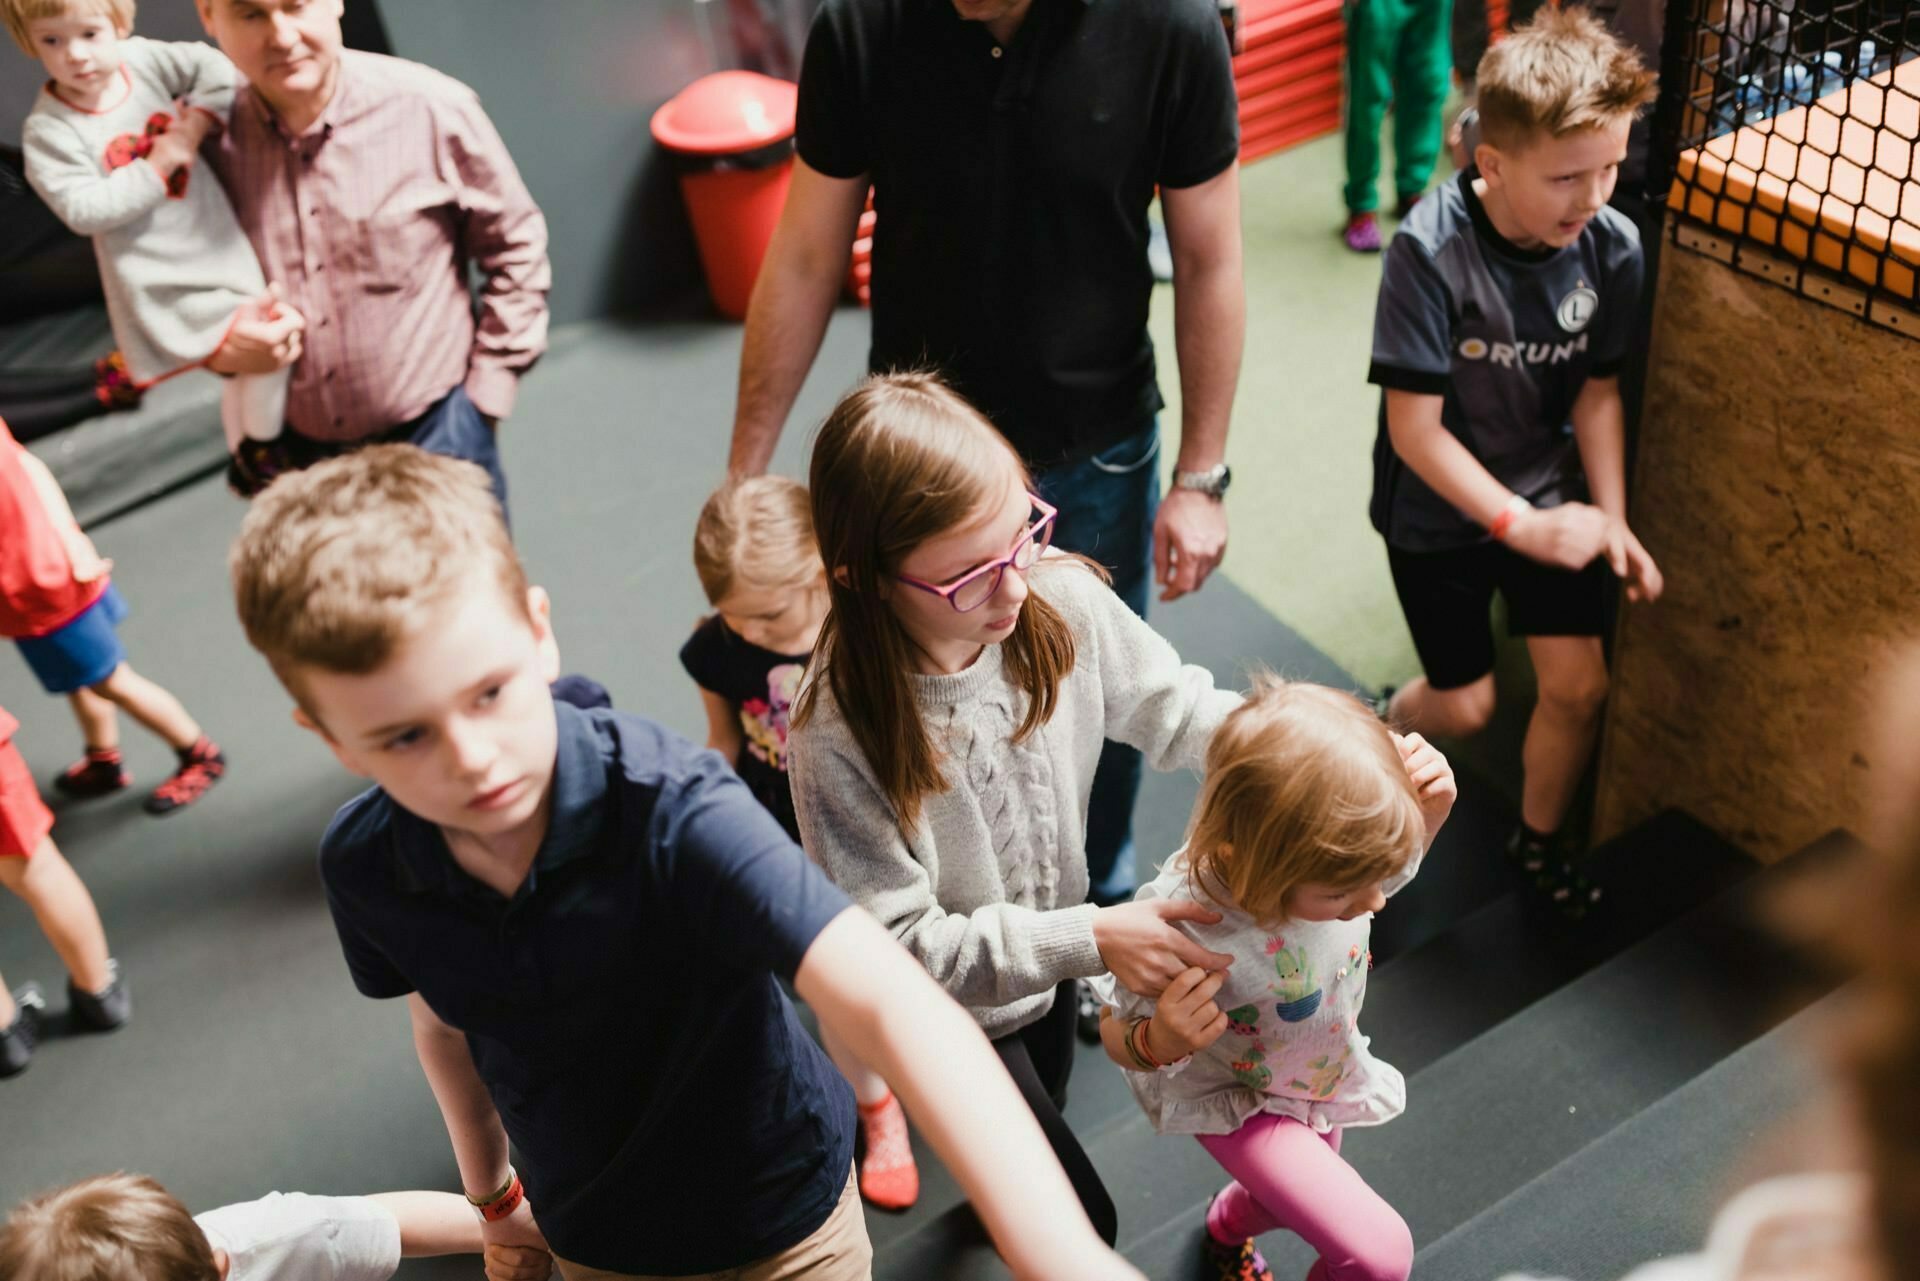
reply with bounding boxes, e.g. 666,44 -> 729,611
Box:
2,984 -> 46,1077
1506,825 -> 1602,921
68,960 -> 129,1032
1075,980 -> 1104,1045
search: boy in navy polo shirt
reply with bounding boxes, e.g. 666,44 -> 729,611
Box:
228,446 -> 1143,1281
1368,8 -> 1664,907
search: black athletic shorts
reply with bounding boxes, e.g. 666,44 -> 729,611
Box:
1386,541 -> 1610,690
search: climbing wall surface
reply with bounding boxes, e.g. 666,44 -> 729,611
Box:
1593,245 -> 1920,862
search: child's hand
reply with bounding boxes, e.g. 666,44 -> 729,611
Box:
209,285 -> 306,375
1394,731 -> 1457,845
1145,966 -> 1230,1062
1094,899 -> 1235,997
63,531 -> 110,584
143,127 -> 200,182
482,1243 -> 552,1281
172,99 -> 220,145
1504,501 -> 1609,572
479,1199 -> 549,1275
1603,518 -> 1665,603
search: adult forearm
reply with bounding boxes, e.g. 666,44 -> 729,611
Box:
730,252 -> 842,477
1572,380 -> 1628,519
1170,260 -> 1244,470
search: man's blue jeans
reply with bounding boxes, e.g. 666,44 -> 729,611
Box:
1034,420 -> 1159,906
282,385 -> 508,519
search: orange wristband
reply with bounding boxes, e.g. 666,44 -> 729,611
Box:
469,1169 -> 524,1223
1488,494 -> 1530,542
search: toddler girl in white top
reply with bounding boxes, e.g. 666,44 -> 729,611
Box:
1095,675 -> 1457,1281
11,0 -> 293,453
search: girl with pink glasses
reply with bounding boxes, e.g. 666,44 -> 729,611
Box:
788,371 -> 1243,1243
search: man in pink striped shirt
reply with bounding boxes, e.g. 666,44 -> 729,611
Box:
195,0 -> 549,508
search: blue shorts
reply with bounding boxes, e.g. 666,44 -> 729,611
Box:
15,585 -> 129,694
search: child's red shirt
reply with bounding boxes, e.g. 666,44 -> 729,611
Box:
0,417 -> 107,640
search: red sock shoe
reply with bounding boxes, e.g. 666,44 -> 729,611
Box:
144,737 -> 225,815
55,747 -> 130,798
856,1092 -> 920,1211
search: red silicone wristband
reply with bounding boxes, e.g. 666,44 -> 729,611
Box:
476,1174 -> 524,1223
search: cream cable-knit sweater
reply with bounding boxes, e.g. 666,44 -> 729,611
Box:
789,556 -> 1242,1037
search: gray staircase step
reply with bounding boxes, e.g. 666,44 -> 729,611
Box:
1412,992 -> 1836,1281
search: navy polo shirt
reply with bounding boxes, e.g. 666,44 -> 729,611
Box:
796,0 -> 1241,466
318,701 -> 857,1275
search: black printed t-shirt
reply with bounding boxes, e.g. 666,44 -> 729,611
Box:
679,615 -> 808,842
796,0 -> 1240,466
318,700 -> 857,1275
1367,171 -> 1644,551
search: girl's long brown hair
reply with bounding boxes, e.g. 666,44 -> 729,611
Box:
793,372 -> 1083,830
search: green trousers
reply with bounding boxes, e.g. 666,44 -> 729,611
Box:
1343,0 -> 1454,213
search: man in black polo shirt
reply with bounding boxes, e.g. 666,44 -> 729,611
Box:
728,0 -> 1246,911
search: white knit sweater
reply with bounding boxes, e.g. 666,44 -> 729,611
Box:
789,556 -> 1242,1037
23,38 -> 264,383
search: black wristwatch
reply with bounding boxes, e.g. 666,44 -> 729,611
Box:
1173,462 -> 1231,499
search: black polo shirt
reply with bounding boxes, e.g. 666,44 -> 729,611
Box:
796,0 -> 1240,466
319,700 -> 857,1275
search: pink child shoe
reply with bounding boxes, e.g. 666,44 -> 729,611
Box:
1343,212 -> 1383,253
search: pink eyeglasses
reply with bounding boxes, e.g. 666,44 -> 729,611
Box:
895,495 -> 1057,613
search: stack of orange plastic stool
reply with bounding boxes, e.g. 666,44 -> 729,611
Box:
1234,0 -> 1348,162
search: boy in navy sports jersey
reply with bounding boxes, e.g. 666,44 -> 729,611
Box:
1368,6 -> 1662,908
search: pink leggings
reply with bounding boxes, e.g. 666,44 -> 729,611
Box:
1197,1114 -> 1413,1281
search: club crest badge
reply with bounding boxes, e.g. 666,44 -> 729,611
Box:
1557,285 -> 1598,333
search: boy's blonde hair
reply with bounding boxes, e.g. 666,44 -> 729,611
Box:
693,475 -> 823,605
229,445 -> 529,711
2,0 -> 135,56
1474,5 -> 1657,152
0,1172 -> 218,1281
1185,673 -> 1424,928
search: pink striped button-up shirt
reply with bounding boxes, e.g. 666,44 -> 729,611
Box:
213,50 -> 550,442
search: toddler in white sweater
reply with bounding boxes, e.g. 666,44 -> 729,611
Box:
10,0 -> 292,452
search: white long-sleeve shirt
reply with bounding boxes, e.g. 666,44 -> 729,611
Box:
23,37 -> 265,384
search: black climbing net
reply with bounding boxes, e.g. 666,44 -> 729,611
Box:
1648,0 -> 1920,314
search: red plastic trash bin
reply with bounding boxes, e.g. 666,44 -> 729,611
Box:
651,71 -> 799,320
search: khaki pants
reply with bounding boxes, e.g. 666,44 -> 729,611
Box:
555,1167 -> 871,1281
